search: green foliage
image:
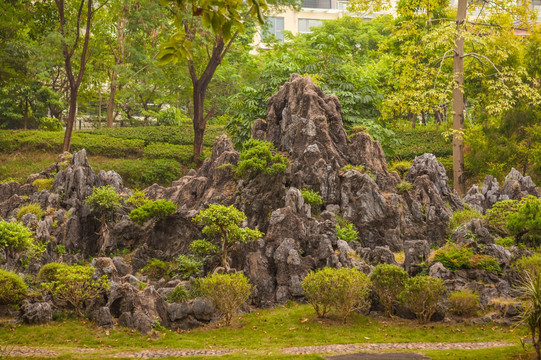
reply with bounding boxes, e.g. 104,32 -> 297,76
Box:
495,236 -> 515,248
156,108 -> 190,126
129,200 -> 177,225
396,181 -> 412,194
433,243 -> 473,272
141,258 -> 173,281
519,271 -> 541,358
235,139 -> 288,178
142,143 -> 194,164
126,190 -> 150,208
370,264 -> 409,317
85,185 -> 123,216
32,178 -> 54,192
398,276 -> 445,323
38,262 -> 66,283
0,268 -> 27,306
486,200 -> 520,236
448,290 -> 479,317
448,208 -> 484,231
175,254 -> 204,280
42,265 -> 110,317
300,188 -> 323,215
389,160 -> 411,177
336,220 -> 359,243
515,254 -> 541,277
95,158 -> 182,189
469,254 -> 502,274
37,117 -> 63,131
190,239 -> 220,258
341,164 -> 365,173
168,285 -> 190,303
193,204 -> 263,270
0,220 -> 33,252
388,128 -> 452,161
301,267 -> 372,322
507,196 -> 541,246
16,202 -> 45,221
54,245 -> 66,257
200,273 -> 252,326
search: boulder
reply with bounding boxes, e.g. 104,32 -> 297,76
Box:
18,301 -> 53,324
403,240 -> 430,276
91,306 -> 114,328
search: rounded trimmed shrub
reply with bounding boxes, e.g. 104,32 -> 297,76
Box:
0,268 -> 27,306
398,276 -> 446,323
370,263 -> 409,317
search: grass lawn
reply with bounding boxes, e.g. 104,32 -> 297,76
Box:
0,303 -> 534,359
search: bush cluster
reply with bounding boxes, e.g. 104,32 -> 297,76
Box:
235,139 -> 289,178
126,190 -> 150,208
398,275 -> 445,323
85,185 -> 124,216
433,243 -> 501,273
0,268 -> 27,306
142,142 -> 194,164
370,264 -> 408,317
448,289 -> 479,317
301,267 -> 372,322
0,220 -> 34,252
336,221 -> 359,242
32,178 -> 54,192
515,254 -> 541,277
129,199 -> 177,225
16,202 -> 45,221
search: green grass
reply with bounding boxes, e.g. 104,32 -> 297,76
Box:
0,303 -> 531,359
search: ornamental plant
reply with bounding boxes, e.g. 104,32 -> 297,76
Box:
0,268 -> 27,306
235,139 -> 289,178
129,199 -> 177,225
370,264 -> 409,317
42,264 -> 110,317
398,276 -> 445,323
0,221 -> 34,253
200,273 -> 252,326
192,204 -> 263,271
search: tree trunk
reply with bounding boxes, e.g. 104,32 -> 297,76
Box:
452,0 -> 467,197
62,88 -> 78,152
107,68 -> 118,128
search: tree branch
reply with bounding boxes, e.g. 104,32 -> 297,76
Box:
463,52 -> 502,76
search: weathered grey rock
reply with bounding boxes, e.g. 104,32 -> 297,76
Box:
191,297 -> 216,322
19,302 -> 53,324
118,312 -> 134,328
91,306 -> 114,328
52,149 -> 96,208
364,246 -> 398,266
20,213 -> 38,228
451,219 -> 494,246
429,262 -> 451,280
91,257 -> 119,280
404,240 -> 430,276
112,256 -> 132,277
168,302 -> 190,322
132,311 -> 153,334
0,181 -> 35,203
97,170 -> 125,192
0,194 -> 26,219
484,244 -> 511,267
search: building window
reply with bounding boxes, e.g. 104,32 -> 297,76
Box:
298,19 -> 323,33
263,17 -> 284,42
301,0 -> 331,9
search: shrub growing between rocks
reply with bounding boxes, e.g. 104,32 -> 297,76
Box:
448,207 -> 483,231
129,199 -> 177,225
200,273 -> 252,326
335,217 -> 358,242
515,254 -> 541,277
141,258 -> 173,280
168,285 -> 190,303
235,139 -> 289,178
398,276 -> 445,323
433,243 -> 473,271
0,220 -> 33,252
396,181 -> 412,194
42,265 -> 110,317
302,267 -> 372,322
300,188 -> 323,215
126,190 -> 150,208
370,264 -> 409,317
32,178 -> 54,192
486,199 -> 519,236
38,262 -> 66,282
448,289 -> 479,317
507,195 -> 541,246
16,202 -> 45,221
0,268 -> 27,306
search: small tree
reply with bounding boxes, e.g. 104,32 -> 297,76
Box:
85,185 -> 124,254
200,273 -> 252,326
42,264 -> 110,317
370,264 -> 409,317
398,276 -> 446,323
192,204 -> 263,271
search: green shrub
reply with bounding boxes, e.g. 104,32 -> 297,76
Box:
341,164 -> 365,173
370,264 -> 409,317
54,245 -> 66,256
85,185 -> 123,216
396,181 -> 412,194
448,289 -> 479,317
300,188 -> 323,214
336,222 -> 359,242
235,139 -> 289,178
486,200 -> 520,235
193,204 -> 263,271
507,195 -> 541,246
389,160 -> 411,177
126,190 -> 150,208
0,268 -> 27,306
398,276 -> 445,323
129,200 -> 177,225
175,254 -> 204,279
0,220 -> 34,252
388,127 -> 452,161
32,178 -> 54,192
37,117 -> 64,131
141,258 -> 173,280
168,285 -> 189,303
38,262 -> 67,282
16,202 -> 45,221
495,236 -> 515,248
448,207 -> 483,231
42,265 -> 110,317
200,273 -> 252,326
156,107 -> 190,126
433,243 -> 473,271
470,254 -> 501,273
302,267 -> 372,322
515,254 -> 541,277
